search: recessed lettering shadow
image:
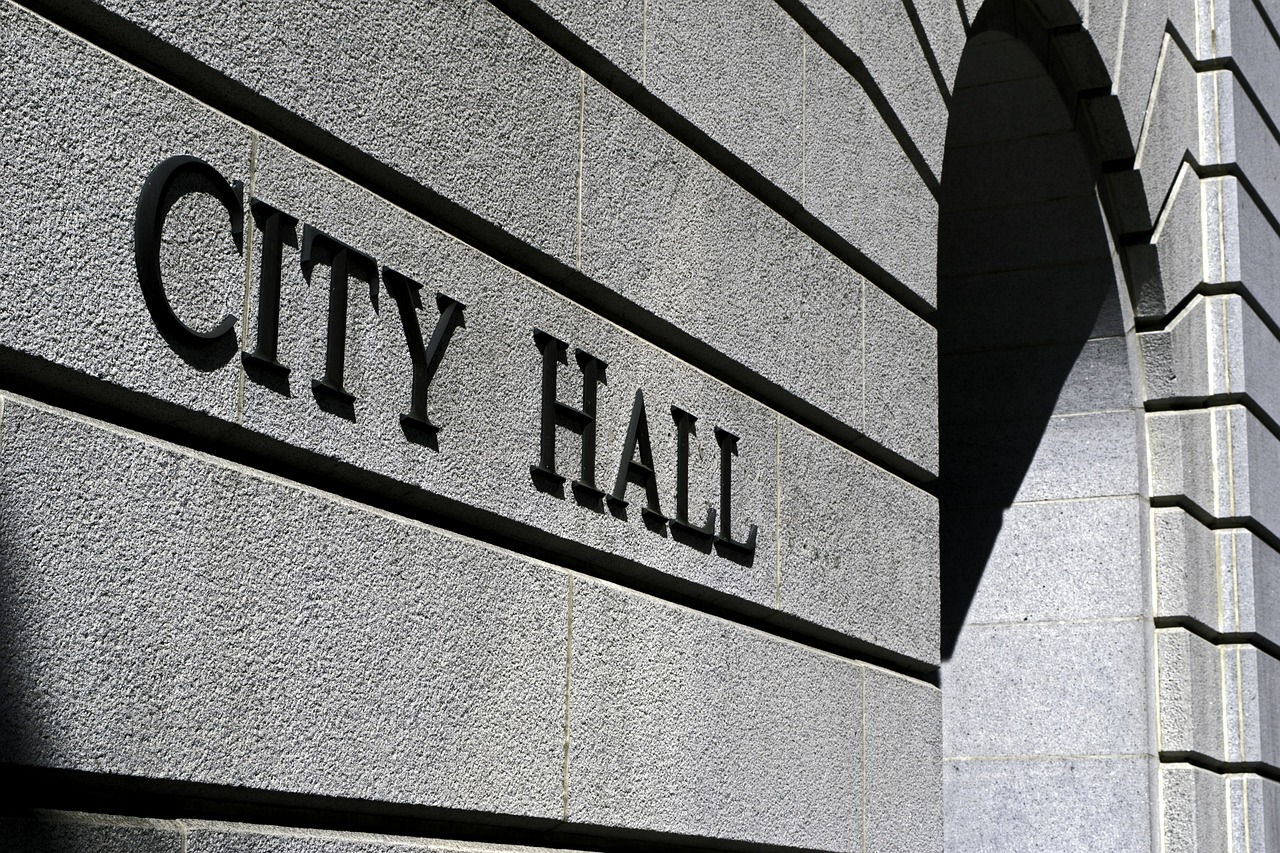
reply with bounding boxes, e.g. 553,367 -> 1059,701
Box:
135,156 -> 241,372
242,200 -> 297,396
301,225 -> 377,422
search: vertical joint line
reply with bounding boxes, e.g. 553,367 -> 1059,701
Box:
860,668 -> 868,853
774,413 -> 782,608
576,71 -> 586,272
561,574 -> 575,821
641,0 -> 648,86
237,131 -> 261,425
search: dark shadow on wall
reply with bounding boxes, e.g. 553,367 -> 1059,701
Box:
937,27 -> 1128,658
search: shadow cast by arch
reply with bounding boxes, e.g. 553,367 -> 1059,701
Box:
938,0 -> 1153,659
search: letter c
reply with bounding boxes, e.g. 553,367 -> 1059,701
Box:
134,155 -> 242,349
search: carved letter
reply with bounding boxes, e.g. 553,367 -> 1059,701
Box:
301,225 -> 376,409
531,330 -> 608,505
670,406 -> 716,545
713,427 -> 758,557
134,155 -> 241,351
384,267 -> 466,448
610,390 -> 667,529
242,199 -> 297,378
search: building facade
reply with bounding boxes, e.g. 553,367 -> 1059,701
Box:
0,0 -> 1276,849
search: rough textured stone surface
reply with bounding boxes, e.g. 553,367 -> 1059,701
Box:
1157,628 -> 1280,768
1228,772 -> 1280,852
863,283 -> 938,472
776,419 -> 939,665
939,260 -> 1125,353
566,578 -> 865,851
1160,764 -> 1229,853
1148,406 -> 1280,536
1136,37 -> 1201,227
646,0 -> 805,196
943,757 -> 1154,853
534,0 -> 645,80
944,336 -> 1133,424
949,496 -> 1145,625
0,3 -> 249,420
944,619 -> 1151,757
1194,0 -> 1280,126
864,668 -> 944,853
93,0 -> 581,263
0,398 -> 569,816
1141,294 -> 1280,414
803,0 -> 949,175
245,135 -> 785,612
804,39 -> 938,307
579,79 -> 866,429
1202,68 -> 1280,225
946,410 -> 1142,503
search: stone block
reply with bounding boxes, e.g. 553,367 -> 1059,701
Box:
864,668 -> 944,853
804,40 -> 938,307
803,0 -> 950,174
1160,764 -> 1228,853
1141,294 -> 1280,415
1158,627 -> 1280,767
0,3 -> 249,420
938,194 -> 1114,281
945,410 -> 1142,504
1135,37 -> 1201,228
533,0 -> 645,80
579,79 -> 867,432
863,283 -> 938,473
942,757 -> 1153,852
948,72 -> 1074,148
1230,644 -> 1280,767
1216,528 -> 1280,643
1147,406 -> 1280,536
1229,773 -> 1280,852
1142,163 -> 1206,320
646,0 -> 805,195
0,398 -> 569,816
1144,170 -> 1280,329
940,129 -> 1096,213
1234,176 -> 1280,327
948,496 -> 1145,626
1153,507 -> 1220,631
776,419 -> 939,666
0,813 -> 180,853
944,619 -> 1151,757
1157,628 -> 1227,758
943,336 -> 1134,426
939,260 -> 1124,354
92,0 -> 581,263
953,29 -> 1045,90
566,578 -> 866,851
1112,0 -> 1178,143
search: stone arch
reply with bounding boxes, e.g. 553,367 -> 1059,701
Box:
937,2 -> 1159,849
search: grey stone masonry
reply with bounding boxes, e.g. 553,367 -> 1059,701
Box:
1140,294 -> 1280,414
0,395 -> 941,848
1153,508 -> 1280,648
0,0 -> 939,665
1160,764 -> 1280,853
1156,628 -> 1280,769
1147,406 -> 1280,537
